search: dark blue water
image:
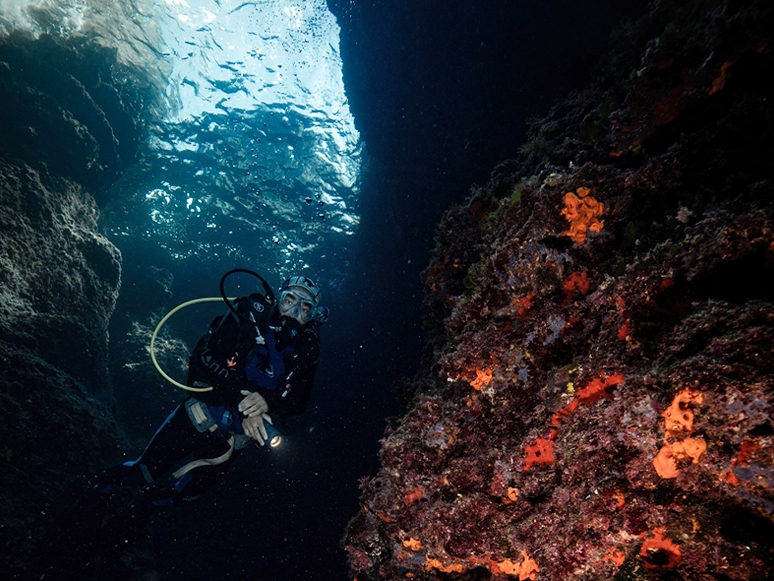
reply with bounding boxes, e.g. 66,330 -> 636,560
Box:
1,0 -> 647,578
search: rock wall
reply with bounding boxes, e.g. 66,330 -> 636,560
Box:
344,1 -> 774,580
0,33 -> 153,192
0,33 -> 153,579
0,159 -> 126,576
0,161 -> 121,391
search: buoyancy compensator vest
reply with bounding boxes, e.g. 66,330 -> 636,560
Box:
243,325 -> 298,392
187,291 -> 273,394
184,269 -> 277,400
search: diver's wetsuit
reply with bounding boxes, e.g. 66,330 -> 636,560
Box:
101,308 -> 320,504
39,295 -> 321,579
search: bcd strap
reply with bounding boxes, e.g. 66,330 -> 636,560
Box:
172,435 -> 236,480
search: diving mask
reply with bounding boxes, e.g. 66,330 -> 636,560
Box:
278,288 -> 316,324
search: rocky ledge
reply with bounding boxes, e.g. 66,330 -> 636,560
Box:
344,1 -> 774,579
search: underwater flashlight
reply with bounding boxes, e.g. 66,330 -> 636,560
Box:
264,418 -> 282,448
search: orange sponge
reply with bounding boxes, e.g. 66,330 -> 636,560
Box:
563,270 -> 590,302
653,388 -> 706,478
470,367 -> 493,390
524,438 -> 555,471
640,527 -> 681,570
663,388 -> 703,434
561,187 -> 605,244
493,551 -> 540,580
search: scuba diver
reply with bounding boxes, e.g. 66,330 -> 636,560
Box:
40,272 -> 327,579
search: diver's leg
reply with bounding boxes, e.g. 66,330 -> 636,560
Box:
178,449 -> 242,502
109,403 -> 197,486
162,436 -> 243,504
84,445 -> 240,580
87,404 -> 204,549
38,404 -> 200,578
95,401 -> 199,494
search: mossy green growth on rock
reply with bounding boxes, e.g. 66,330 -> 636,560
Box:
463,261 -> 483,291
480,187 -> 524,232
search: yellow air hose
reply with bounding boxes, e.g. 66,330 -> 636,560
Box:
150,297 -> 236,392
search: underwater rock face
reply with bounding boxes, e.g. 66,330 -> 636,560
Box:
344,1 -> 774,579
0,160 -> 121,393
0,33 -> 152,192
0,160 -> 126,576
0,34 -> 143,566
0,31 -> 153,577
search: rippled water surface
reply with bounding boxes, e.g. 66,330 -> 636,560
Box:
3,0 -> 362,281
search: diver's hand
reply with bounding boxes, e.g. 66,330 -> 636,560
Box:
242,413 -> 271,446
239,390 -> 268,417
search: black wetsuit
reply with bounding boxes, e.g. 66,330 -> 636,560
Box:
101,305 -> 320,503
38,303 -> 320,579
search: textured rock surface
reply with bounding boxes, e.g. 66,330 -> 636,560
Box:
0,160 -> 127,576
0,33 -> 152,579
0,33 -> 153,191
344,1 -> 774,579
0,161 -> 122,390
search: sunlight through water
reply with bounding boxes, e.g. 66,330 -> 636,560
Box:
1,0 -> 362,279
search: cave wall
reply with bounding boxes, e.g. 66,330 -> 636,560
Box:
344,1 -> 774,579
0,158 -> 127,578
0,33 -> 153,578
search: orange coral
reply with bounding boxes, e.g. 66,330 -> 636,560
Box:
470,367 -> 493,390
576,373 -> 624,404
653,438 -> 708,479
517,551 -> 540,580
720,469 -> 740,486
548,373 -> 623,439
593,547 -> 626,571
492,551 -> 540,580
605,548 -> 626,570
561,187 -> 604,244
550,398 -> 580,434
425,557 -> 467,574
732,438 -> 759,466
524,437 -> 555,471
654,388 -> 706,478
721,438 -> 759,485
663,388 -> 703,434
671,437 -> 707,463
403,487 -> 424,506
617,319 -> 631,340
709,61 -> 732,95
467,552 -> 539,580
502,486 -> 519,504
403,538 -> 423,551
615,297 -> 631,340
653,445 -> 680,479
563,270 -> 590,303
640,527 -> 681,570
514,292 -> 536,320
